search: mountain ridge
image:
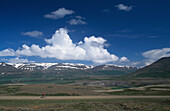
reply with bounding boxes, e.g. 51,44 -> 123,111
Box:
0,62 -> 137,75
131,57 -> 170,78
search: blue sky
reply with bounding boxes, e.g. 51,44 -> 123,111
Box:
0,0 -> 170,67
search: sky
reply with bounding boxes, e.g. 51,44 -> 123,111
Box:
0,0 -> 170,67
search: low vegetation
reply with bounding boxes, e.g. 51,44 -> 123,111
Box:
0,84 -> 107,96
0,98 -> 169,111
107,85 -> 170,96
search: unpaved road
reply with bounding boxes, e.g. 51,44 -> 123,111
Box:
0,96 -> 170,100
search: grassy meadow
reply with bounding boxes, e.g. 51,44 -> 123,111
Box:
0,98 -> 169,111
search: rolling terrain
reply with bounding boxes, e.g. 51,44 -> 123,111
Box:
0,84 -> 170,111
0,57 -> 170,111
0,62 -> 137,74
130,57 -> 170,78
0,98 -> 169,111
0,62 -> 137,84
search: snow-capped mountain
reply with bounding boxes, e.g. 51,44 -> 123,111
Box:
11,63 -> 58,71
0,62 -> 19,74
47,63 -> 93,71
7,63 -> 92,71
92,64 -> 137,71
0,62 -> 137,74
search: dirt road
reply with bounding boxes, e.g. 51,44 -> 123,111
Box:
0,96 -> 170,100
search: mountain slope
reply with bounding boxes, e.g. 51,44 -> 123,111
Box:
0,62 -> 137,75
91,65 -> 137,75
0,62 -> 137,84
0,62 -> 19,74
92,65 -> 137,71
132,57 -> 170,78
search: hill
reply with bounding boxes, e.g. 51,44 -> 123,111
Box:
132,57 -> 170,78
0,62 -> 20,74
0,62 -> 137,84
0,62 -> 137,75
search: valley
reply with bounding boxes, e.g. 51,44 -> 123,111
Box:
0,57 -> 170,111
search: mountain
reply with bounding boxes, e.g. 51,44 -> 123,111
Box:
0,62 -> 136,75
0,62 -> 137,84
47,63 -> 92,71
92,64 -> 137,71
90,64 -> 137,75
131,57 -> 170,78
11,63 -> 92,72
13,63 -> 58,71
0,62 -> 19,74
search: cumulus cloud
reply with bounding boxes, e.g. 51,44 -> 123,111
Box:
21,31 -> 43,38
67,16 -> 86,25
0,49 -> 15,56
120,57 -> 129,62
115,4 -> 133,11
44,8 -> 74,20
0,28 -> 123,64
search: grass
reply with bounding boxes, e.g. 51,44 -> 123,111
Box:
0,85 -> 21,95
147,86 -> 170,89
0,98 -> 169,111
0,70 -> 132,85
1,84 -> 170,97
14,93 -> 80,96
0,84 -> 170,110
0,85 -> 80,96
107,88 -> 170,96
135,71 -> 170,78
0,84 -> 104,96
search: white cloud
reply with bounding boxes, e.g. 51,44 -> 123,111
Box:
111,48 -> 169,67
8,57 -> 32,63
68,19 -> 86,25
121,47 -> 170,68
67,16 -> 87,25
120,57 -> 129,62
78,41 -> 83,45
131,48 -> 170,67
44,8 -> 74,20
0,28 -> 122,64
21,31 -> 43,38
0,49 -> 15,56
115,4 -> 133,11
142,48 -> 170,60
75,16 -> 84,19
130,59 -> 155,68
